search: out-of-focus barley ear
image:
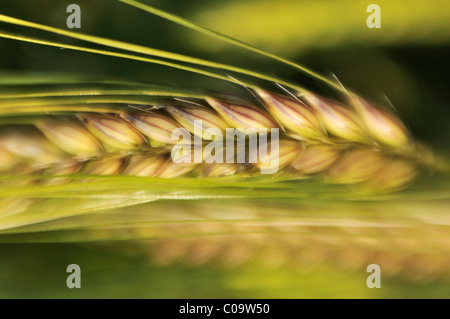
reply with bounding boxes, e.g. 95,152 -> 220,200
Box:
350,96 -> 413,150
0,130 -> 65,167
166,105 -> 229,139
291,144 -> 340,175
122,154 -> 166,177
326,148 -> 387,184
255,89 -> 326,140
125,112 -> 181,147
82,155 -> 124,175
182,240 -> 220,267
35,119 -> 103,157
0,148 -> 15,172
301,92 -> 368,143
201,162 -> 240,177
40,160 -> 82,185
364,159 -> 417,191
219,242 -> 255,268
207,98 -> 278,130
157,159 -> 199,178
79,114 -> 146,151
251,139 -> 305,172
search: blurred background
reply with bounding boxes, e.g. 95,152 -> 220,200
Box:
0,0 -> 449,298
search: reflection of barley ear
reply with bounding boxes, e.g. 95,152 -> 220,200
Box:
145,231 -> 450,282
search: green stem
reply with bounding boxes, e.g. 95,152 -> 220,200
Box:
119,0 -> 346,93
0,15 -> 307,93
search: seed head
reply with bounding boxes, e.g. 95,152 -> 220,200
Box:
256,89 -> 326,140
36,119 -> 102,157
201,162 -> 240,177
41,160 -> 82,185
166,105 -> 228,139
326,148 -> 386,184
122,154 -> 166,177
79,114 -> 146,150
207,99 -> 278,130
45,160 -> 82,176
82,155 -> 124,175
158,160 -> 198,178
126,112 -> 180,146
291,144 -> 340,174
251,139 -> 305,172
0,130 -> 65,166
365,159 -> 416,191
302,93 -> 368,143
351,97 -> 412,149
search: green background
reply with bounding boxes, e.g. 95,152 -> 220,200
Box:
0,0 -> 448,298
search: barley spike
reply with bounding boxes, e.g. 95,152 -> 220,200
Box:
0,90 -> 429,192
